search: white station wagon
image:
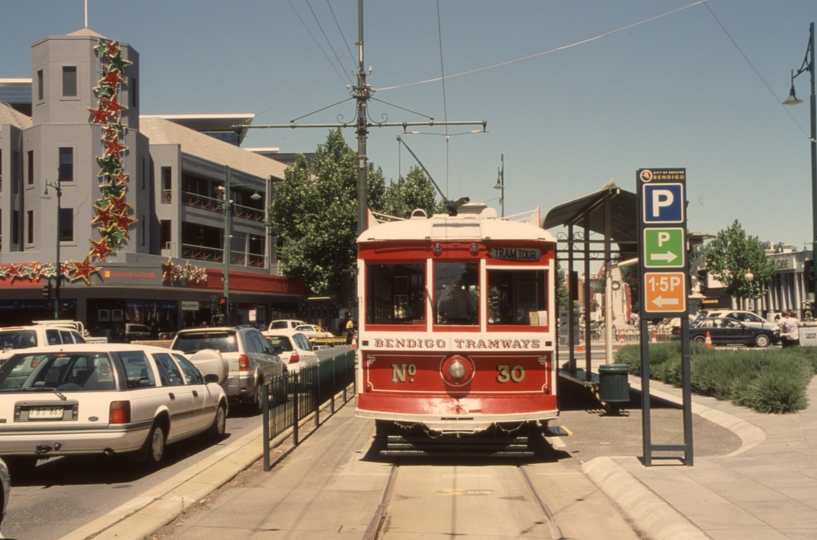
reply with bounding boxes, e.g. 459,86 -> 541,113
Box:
0,344 -> 228,476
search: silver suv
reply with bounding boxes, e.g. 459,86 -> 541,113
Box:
170,326 -> 286,410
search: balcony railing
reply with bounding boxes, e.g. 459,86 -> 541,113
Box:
181,242 -> 267,268
162,190 -> 172,204
182,191 -> 264,222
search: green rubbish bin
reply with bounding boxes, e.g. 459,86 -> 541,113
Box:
598,363 -> 630,403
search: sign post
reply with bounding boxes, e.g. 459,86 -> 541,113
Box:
637,168 -> 693,466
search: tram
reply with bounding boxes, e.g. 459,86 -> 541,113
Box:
355,202 -> 558,455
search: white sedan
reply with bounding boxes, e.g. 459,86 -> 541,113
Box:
263,332 -> 319,373
0,344 -> 228,476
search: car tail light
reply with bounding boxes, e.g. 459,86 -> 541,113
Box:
239,354 -> 250,372
109,401 -> 131,424
290,351 -> 300,364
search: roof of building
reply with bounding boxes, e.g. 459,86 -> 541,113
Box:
0,102 -> 33,130
140,116 -> 287,180
66,28 -> 107,38
143,114 -> 255,145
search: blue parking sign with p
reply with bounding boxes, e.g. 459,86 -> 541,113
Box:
643,184 -> 683,223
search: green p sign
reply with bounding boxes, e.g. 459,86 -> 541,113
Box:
643,228 -> 684,268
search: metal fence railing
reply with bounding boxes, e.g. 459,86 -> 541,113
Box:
260,349 -> 356,471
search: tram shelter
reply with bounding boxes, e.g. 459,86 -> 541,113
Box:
541,180 -> 638,390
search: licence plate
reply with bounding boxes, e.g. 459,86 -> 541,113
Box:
29,407 -> 64,419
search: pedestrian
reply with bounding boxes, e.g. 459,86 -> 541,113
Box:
783,309 -> 801,347
777,310 -> 790,347
345,318 -> 355,344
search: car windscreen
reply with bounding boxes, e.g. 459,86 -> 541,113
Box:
172,332 -> 238,354
0,352 -> 116,391
0,330 -> 38,351
270,322 -> 288,329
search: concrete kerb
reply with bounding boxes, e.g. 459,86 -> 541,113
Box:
61,393 -> 353,540
583,457 -> 708,540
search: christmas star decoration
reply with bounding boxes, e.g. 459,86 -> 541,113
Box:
100,223 -> 127,247
113,211 -> 137,234
88,103 -> 110,124
162,258 -> 179,284
94,39 -> 112,57
103,40 -> 120,58
99,65 -> 126,88
97,154 -> 123,177
89,237 -> 116,262
115,172 -> 129,184
91,203 -> 117,228
103,137 -> 128,160
101,123 -> 126,139
94,84 -> 114,100
100,178 -> 127,199
108,51 -> 132,73
108,193 -> 132,216
69,257 -> 101,285
102,95 -> 127,119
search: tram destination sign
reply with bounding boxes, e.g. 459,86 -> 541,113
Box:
637,168 -> 688,317
490,247 -> 541,261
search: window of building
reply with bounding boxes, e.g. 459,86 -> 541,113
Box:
12,152 -> 19,194
27,151 -> 33,185
161,167 -> 172,203
59,208 -> 73,242
160,220 -> 171,250
58,148 -> 73,182
141,157 -> 146,190
131,77 -> 138,108
27,210 -> 33,244
37,70 -> 43,101
141,215 -> 145,247
62,66 -> 77,97
12,210 -> 19,245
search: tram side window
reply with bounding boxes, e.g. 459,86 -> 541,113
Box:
366,264 -> 425,324
487,269 -> 548,325
434,263 -> 479,325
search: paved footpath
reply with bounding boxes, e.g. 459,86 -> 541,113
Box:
583,375 -> 817,540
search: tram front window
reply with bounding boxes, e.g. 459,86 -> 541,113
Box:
487,269 -> 548,325
366,264 -> 425,324
434,263 -> 479,325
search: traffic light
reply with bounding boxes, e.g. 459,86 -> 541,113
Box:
42,281 -> 52,299
218,296 -> 227,310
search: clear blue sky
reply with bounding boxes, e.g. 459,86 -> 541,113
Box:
2,1 -> 815,248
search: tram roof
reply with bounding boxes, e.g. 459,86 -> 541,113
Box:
360,203 -> 555,243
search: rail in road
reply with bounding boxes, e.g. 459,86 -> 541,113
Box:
363,458 -> 566,540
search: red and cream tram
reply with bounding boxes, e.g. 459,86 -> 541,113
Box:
356,202 -> 558,453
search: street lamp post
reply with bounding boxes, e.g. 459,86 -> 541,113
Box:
220,165 -> 262,326
493,154 -> 505,218
41,178 -> 62,320
783,22 -> 815,314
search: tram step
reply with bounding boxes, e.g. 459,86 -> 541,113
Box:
383,435 -> 533,457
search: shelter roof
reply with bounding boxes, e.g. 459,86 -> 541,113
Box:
541,180 -> 637,251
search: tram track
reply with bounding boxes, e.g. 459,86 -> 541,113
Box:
362,458 -> 565,540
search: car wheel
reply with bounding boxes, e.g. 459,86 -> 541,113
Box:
693,335 -> 706,345
252,381 -> 265,413
144,421 -> 167,466
206,402 -> 227,440
754,334 -> 770,348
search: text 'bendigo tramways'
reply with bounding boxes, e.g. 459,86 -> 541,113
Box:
373,338 -> 542,349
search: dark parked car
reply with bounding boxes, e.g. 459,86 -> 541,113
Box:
673,317 -> 778,348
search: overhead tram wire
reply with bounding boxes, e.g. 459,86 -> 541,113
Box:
286,0 -> 353,87
304,0 -> 356,84
435,0 -> 452,197
325,0 -> 357,74
375,0 -> 706,93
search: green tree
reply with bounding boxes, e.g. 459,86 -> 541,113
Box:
268,129 -> 385,302
381,166 -> 444,218
704,220 -> 776,300
556,262 -> 570,311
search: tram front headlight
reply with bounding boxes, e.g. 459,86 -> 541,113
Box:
448,359 -> 466,380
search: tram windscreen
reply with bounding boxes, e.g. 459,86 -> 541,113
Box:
434,263 -> 480,325
366,264 -> 426,324
487,269 -> 548,325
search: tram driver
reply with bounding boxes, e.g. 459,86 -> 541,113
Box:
437,279 -> 477,324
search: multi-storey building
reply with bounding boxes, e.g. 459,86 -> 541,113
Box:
0,28 -> 303,340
